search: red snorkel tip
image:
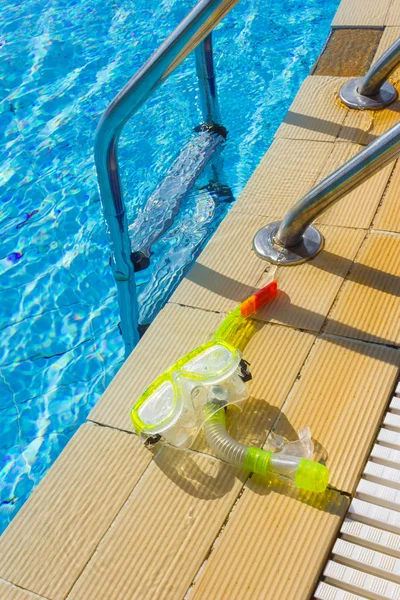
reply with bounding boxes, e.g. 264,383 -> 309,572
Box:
239,280 -> 278,318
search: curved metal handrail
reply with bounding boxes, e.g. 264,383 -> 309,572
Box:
253,122 -> 400,266
95,0 -> 240,354
340,36 -> 400,109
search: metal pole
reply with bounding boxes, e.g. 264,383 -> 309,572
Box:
253,122 -> 400,266
340,37 -> 400,110
195,33 -> 222,125
194,32 -> 231,204
95,0 -> 240,355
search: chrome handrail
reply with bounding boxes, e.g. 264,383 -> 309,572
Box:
95,0 -> 240,354
253,122 -> 400,266
340,36 -> 400,109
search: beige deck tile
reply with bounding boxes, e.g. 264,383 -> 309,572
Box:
256,226 -> 365,332
336,105 -> 376,146
373,159 -> 400,232
229,139 -> 333,218
67,446 -> 245,600
386,4 -> 400,25
336,27 -> 400,146
338,79 -> 400,145
170,212 -> 272,313
372,26 -> 400,62
325,231 -> 400,345
275,76 -> 348,143
355,87 -> 400,139
274,74 -> 398,149
0,579 -> 45,600
190,478 -> 348,600
314,142 -> 394,229
170,214 -> 365,333
193,322 -> 316,455
273,335 -> 400,494
172,219 -> 365,332
0,424 -> 152,600
89,304 -> 222,432
332,0 -> 392,27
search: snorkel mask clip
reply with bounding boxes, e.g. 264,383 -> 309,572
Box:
239,359 -> 252,383
143,434 -> 162,447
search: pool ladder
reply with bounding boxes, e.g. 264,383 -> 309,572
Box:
95,0 -> 241,354
95,0 -> 400,355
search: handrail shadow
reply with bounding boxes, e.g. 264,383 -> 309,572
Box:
184,261 -> 400,355
283,101 -> 400,146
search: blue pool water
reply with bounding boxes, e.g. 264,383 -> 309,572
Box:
0,0 -> 339,532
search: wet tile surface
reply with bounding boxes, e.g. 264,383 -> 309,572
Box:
313,29 -> 382,76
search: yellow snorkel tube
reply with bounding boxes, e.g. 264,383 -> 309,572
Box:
131,281 -> 329,493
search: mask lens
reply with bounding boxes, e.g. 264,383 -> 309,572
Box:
138,380 -> 175,428
182,344 -> 237,379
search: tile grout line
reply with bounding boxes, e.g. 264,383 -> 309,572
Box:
0,576 -> 51,600
320,229 -> 370,335
370,156 -> 398,230
384,0 -> 396,24
87,321 -> 400,445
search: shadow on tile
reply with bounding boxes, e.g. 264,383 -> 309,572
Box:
154,405 -> 329,503
182,265 -> 400,360
282,110 -> 376,143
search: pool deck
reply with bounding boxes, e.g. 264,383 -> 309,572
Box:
1,1 -> 400,598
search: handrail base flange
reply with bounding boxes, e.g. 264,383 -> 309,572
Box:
253,221 -> 324,265
340,78 -> 398,110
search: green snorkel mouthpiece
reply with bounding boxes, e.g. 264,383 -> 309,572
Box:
131,280 -> 329,494
204,406 -> 328,494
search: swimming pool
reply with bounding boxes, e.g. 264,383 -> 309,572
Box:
0,0 -> 339,533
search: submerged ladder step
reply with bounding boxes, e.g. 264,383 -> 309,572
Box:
129,127 -> 225,270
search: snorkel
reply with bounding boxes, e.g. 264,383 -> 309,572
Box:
131,280 -> 329,494
204,409 -> 328,494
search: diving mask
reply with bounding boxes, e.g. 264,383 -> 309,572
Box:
131,281 -> 278,448
131,338 -> 250,448
131,280 -> 329,494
